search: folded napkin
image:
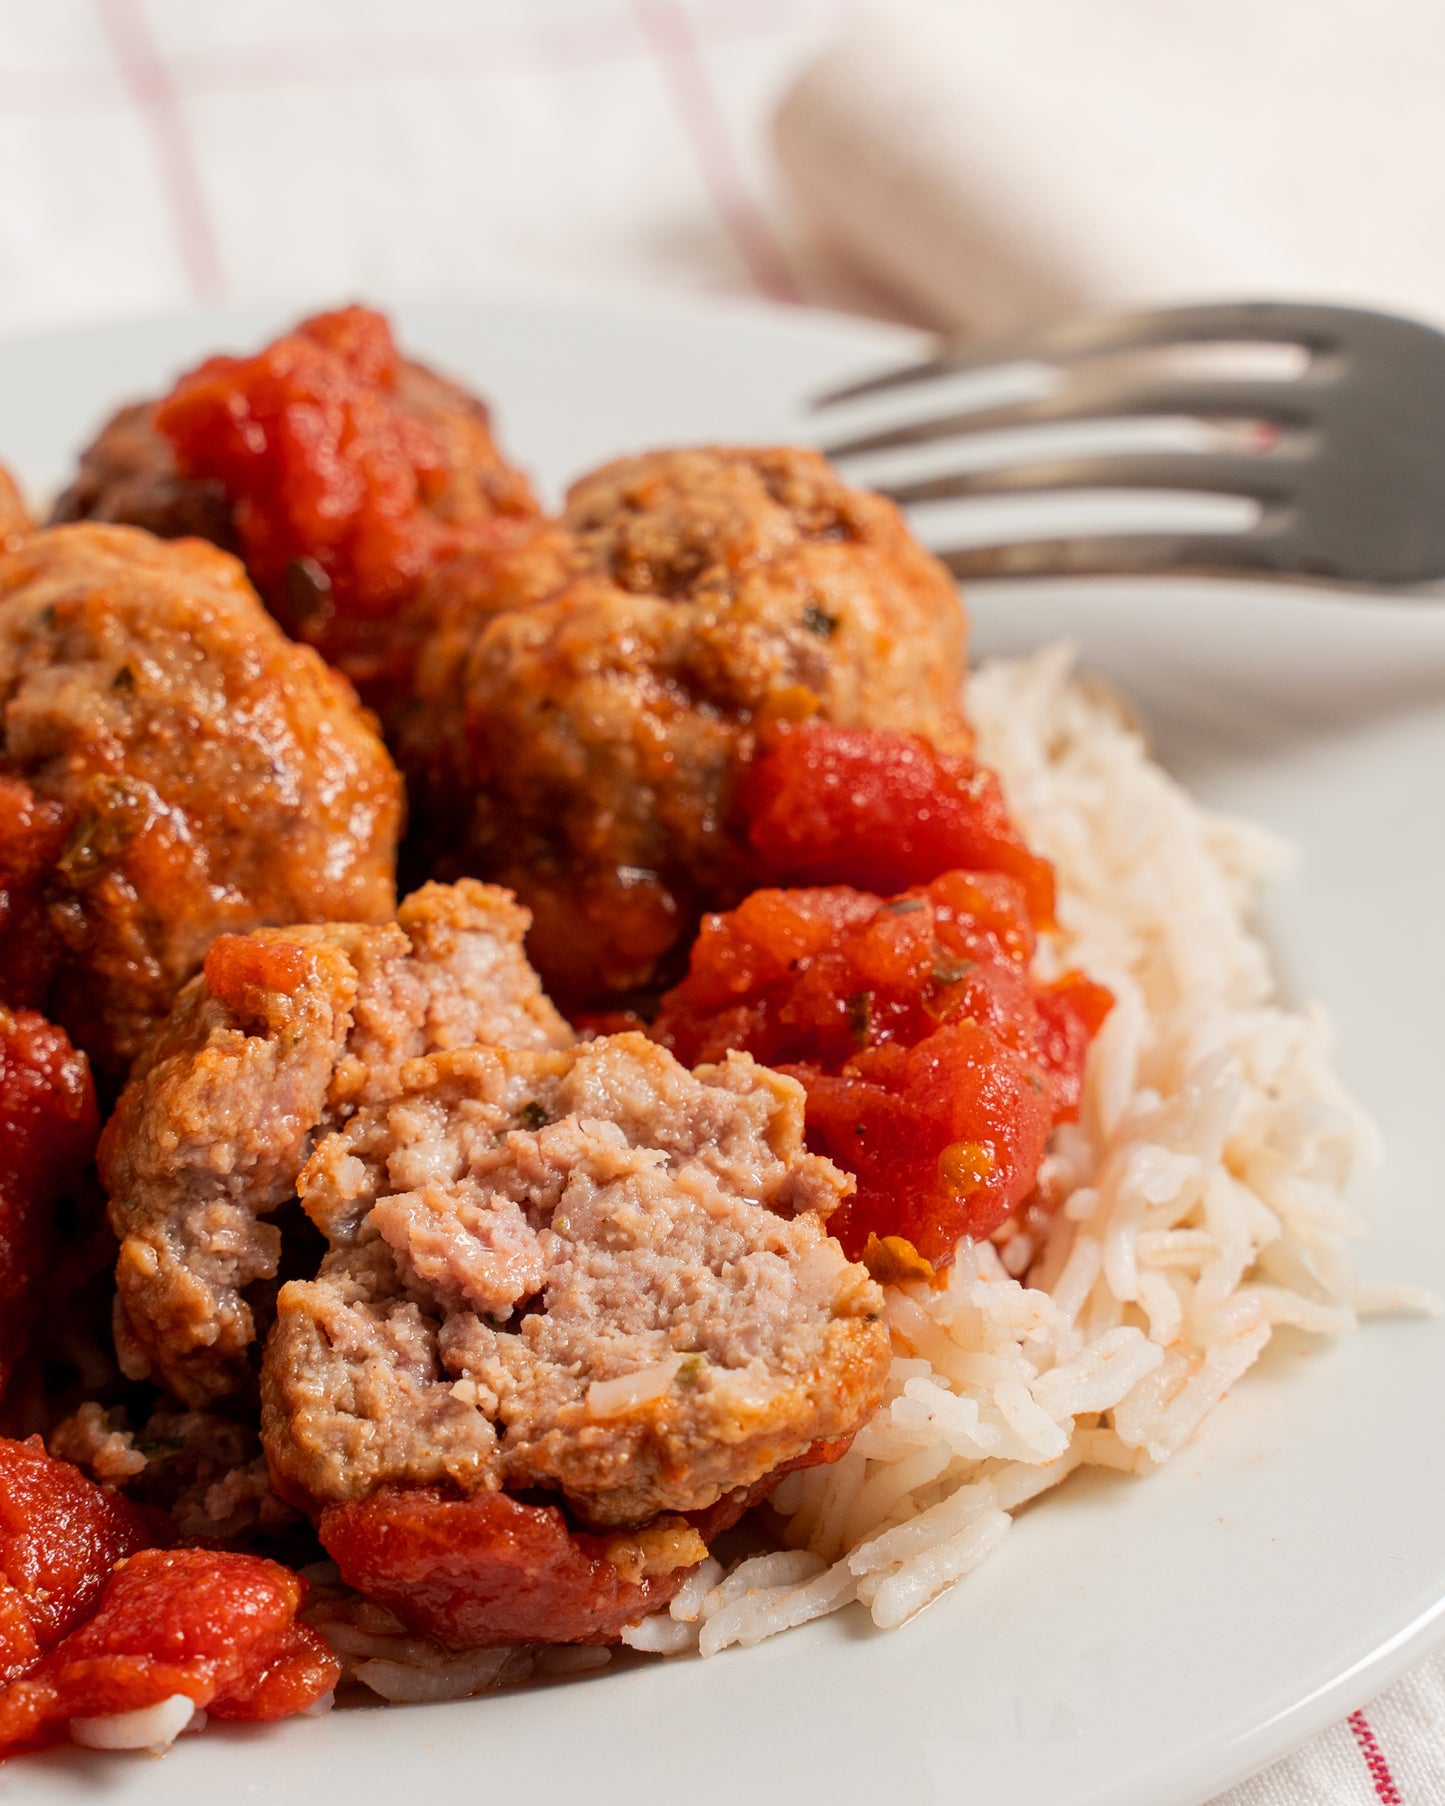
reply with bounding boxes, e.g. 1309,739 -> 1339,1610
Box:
775,0 -> 1445,336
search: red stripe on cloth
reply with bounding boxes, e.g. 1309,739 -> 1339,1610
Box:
1349,1710 -> 1403,1805
93,0 -> 226,302
632,0 -> 802,304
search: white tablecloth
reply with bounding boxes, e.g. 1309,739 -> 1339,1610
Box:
0,4 -> 1439,1799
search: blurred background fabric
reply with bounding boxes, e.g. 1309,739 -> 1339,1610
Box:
7,0 -> 1445,342
0,0 -> 874,337
1,3 -> 1443,1800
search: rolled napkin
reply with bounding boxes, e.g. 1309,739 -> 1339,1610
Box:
774,0 -> 1445,336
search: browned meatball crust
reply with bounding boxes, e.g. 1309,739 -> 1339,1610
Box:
0,464 -> 33,550
0,524 -> 402,1077
49,401 -> 238,549
409,445 -> 967,1001
262,1031 -> 888,1527
100,881 -> 572,1405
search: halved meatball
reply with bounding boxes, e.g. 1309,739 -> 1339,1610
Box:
410,445 -> 968,1001
100,881 -> 571,1406
262,1031 -> 888,1528
0,524 -> 403,1080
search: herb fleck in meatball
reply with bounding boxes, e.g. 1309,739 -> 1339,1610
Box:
0,523 -> 402,1079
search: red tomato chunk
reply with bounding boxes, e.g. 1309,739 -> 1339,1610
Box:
321,1488 -> 698,1650
0,1010 -> 98,1392
157,307 -> 453,629
0,1548 -> 338,1754
742,721 -> 1057,929
0,1437 -> 154,1687
654,873 -> 1111,1265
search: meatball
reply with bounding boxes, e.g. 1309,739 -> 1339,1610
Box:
0,466 -> 31,550
100,881 -> 572,1406
261,1030 -> 888,1528
412,445 -> 968,1002
0,523 -> 403,1078
53,306 -> 540,709
49,402 -> 237,550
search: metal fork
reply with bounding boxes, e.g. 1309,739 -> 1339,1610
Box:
813,301 -> 1445,586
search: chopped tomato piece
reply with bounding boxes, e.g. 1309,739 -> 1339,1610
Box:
154,306 -> 533,698
1034,970 -> 1117,1120
0,1548 -> 338,1754
741,722 -> 1056,928
321,1438 -> 854,1650
321,1487 -> 704,1649
0,1011 -> 98,1392
654,872 -> 1110,1264
0,1437 -> 156,1687
157,307 -> 447,625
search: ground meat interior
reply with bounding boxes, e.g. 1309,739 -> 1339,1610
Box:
263,1031 -> 888,1528
101,881 -> 572,1407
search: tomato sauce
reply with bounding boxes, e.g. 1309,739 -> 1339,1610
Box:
0,1010 -> 98,1392
654,871 -> 1110,1266
154,305 -> 536,698
0,1437 -> 154,1687
0,1547 -> 338,1753
320,1435 -> 853,1650
320,1487 -> 697,1650
157,307 -> 452,631
742,721 -> 1056,928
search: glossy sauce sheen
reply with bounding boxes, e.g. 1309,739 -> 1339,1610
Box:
0,1010 -> 98,1388
657,724 -> 1112,1263
0,1545 -> 338,1752
0,1438 -> 153,1687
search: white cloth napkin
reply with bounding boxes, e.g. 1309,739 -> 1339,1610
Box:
775,0 -> 1445,335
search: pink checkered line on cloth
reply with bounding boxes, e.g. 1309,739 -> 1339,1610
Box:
0,4 -> 1443,1798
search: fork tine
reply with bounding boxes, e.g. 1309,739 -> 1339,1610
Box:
937,525 -> 1303,580
880,449 -> 1300,507
821,376 -> 1320,459
814,300 -> 1359,408
939,527 -> 1300,577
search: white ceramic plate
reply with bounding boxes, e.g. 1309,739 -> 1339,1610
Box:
3,295 -> 1444,1806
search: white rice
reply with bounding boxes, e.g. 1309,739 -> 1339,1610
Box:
69,1694 -> 200,1754
624,642 -> 1440,1657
